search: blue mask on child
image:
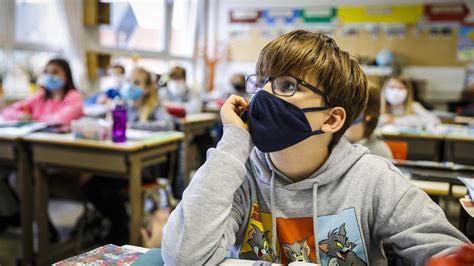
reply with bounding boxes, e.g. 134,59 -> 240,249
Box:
121,83 -> 144,101
352,114 -> 364,125
41,74 -> 65,91
244,90 -> 330,152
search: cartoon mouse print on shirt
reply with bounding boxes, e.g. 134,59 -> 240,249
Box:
282,236 -> 314,263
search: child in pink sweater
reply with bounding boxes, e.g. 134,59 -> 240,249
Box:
1,58 -> 83,126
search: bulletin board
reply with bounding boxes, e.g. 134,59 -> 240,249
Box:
332,25 -> 463,67
228,26 -> 464,67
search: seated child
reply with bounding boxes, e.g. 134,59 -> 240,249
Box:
1,58 -> 83,125
161,30 -> 470,265
345,82 -> 393,159
160,66 -> 202,114
122,67 -> 173,131
380,75 -> 440,128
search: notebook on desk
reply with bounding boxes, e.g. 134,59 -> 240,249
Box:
458,177 -> 474,201
53,244 -> 146,266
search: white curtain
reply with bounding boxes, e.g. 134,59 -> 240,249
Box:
56,0 -> 90,92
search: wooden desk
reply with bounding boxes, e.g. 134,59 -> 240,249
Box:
176,113 -> 219,185
445,135 -> 474,166
23,131 -> 184,265
382,132 -> 445,161
383,130 -> 474,165
0,133 -> 33,266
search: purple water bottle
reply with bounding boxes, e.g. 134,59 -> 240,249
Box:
112,100 -> 127,143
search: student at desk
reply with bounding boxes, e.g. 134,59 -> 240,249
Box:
83,69 -> 174,245
0,58 -> 83,125
0,58 -> 82,238
122,67 -> 173,131
84,64 -> 125,106
380,75 -> 440,128
161,30 -> 470,265
345,82 -> 393,159
160,66 -> 202,114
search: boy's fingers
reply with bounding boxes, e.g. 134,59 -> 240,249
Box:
140,228 -> 150,243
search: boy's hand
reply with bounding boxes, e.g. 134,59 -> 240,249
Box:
426,245 -> 474,266
220,95 -> 249,131
140,208 -> 170,248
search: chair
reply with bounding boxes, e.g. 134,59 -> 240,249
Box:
385,141 -> 408,160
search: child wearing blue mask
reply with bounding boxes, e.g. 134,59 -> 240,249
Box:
345,83 -> 392,159
122,67 -> 173,131
162,30 -> 471,265
1,58 -> 83,125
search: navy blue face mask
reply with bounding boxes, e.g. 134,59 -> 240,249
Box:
243,90 -> 330,152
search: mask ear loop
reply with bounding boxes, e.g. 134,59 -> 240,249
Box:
301,106 -> 332,135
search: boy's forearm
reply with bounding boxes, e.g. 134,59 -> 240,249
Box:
162,125 -> 253,264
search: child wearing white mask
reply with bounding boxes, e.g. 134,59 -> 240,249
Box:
380,75 -> 440,128
160,66 -> 202,114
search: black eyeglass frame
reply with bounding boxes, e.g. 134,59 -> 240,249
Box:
245,74 -> 332,107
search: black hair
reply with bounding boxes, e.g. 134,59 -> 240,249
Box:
43,58 -> 76,100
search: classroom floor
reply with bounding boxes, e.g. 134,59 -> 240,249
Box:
0,195 -> 467,265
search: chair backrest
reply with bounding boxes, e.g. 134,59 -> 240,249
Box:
385,141 -> 408,160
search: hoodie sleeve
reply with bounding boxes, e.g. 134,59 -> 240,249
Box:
374,170 -> 470,264
162,125 -> 253,265
0,93 -> 42,121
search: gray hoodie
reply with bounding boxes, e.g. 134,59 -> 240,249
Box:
162,125 -> 469,265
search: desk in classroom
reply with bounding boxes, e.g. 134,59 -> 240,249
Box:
445,135 -> 474,166
176,113 -> 219,185
382,132 -> 445,161
0,133 -> 33,266
382,130 -> 474,165
22,131 -> 184,265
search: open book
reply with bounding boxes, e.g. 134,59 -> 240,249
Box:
53,244 -> 147,266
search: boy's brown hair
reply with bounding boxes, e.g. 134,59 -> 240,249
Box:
256,30 -> 368,147
363,82 -> 382,138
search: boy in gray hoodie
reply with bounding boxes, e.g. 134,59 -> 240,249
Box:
162,30 -> 470,265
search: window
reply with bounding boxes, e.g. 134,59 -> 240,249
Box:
3,50 -> 60,99
170,0 -> 198,57
100,1 -> 166,52
15,0 -> 64,47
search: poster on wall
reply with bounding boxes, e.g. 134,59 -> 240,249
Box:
458,25 -> 474,61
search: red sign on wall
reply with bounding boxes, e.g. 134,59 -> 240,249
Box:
424,3 -> 469,22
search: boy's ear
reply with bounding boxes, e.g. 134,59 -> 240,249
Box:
321,107 -> 346,134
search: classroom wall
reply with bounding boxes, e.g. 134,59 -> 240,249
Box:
211,0 -> 473,107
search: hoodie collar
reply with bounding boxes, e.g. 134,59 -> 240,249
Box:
251,138 -> 369,190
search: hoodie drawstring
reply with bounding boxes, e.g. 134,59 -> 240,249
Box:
269,171 -> 278,262
313,183 -> 320,264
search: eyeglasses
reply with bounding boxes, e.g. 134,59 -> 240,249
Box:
245,74 -> 331,106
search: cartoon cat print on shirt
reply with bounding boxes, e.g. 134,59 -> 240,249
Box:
240,223 -> 271,260
318,223 -> 367,266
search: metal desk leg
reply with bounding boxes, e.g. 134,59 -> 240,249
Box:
18,142 -> 33,266
128,159 -> 142,245
34,165 -> 49,266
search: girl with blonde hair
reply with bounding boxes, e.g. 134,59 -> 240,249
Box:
380,75 -> 440,128
122,67 -> 173,131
